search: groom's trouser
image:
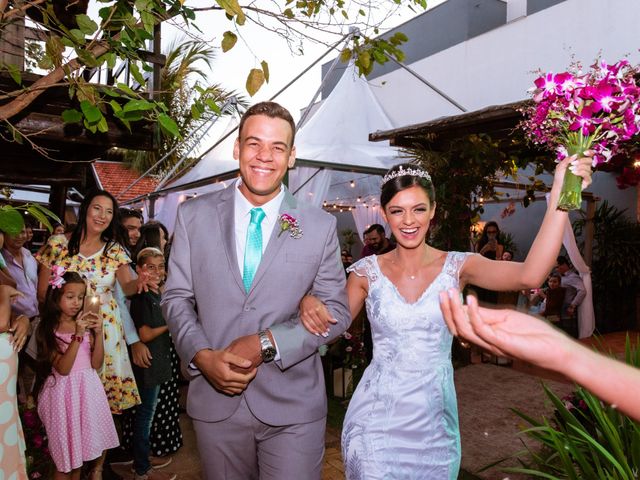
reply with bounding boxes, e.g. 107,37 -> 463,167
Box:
192,397 -> 326,480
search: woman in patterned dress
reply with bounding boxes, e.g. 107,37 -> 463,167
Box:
36,190 -> 156,478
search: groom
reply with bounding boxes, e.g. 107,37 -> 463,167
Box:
162,101 -> 351,479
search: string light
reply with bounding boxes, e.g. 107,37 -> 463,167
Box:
323,200 -> 328,207
634,159 -> 640,168
350,180 -> 355,188
357,196 -> 361,202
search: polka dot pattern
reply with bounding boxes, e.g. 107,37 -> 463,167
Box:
37,332 -> 119,473
122,343 -> 183,456
0,333 -> 27,480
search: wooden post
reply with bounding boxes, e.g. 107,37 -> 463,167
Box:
150,23 -> 161,99
583,197 -> 597,268
49,186 -> 68,222
0,7 -> 25,69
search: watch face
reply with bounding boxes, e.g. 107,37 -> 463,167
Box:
261,346 -> 276,362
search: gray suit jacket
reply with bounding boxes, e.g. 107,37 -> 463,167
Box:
162,185 -> 350,426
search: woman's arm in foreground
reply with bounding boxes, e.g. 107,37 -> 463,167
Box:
440,289 -> 640,422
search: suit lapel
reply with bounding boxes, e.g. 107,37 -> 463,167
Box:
248,189 -> 298,294
216,187 -> 245,293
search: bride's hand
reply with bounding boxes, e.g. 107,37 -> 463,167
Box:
553,152 -> 594,191
300,294 -> 336,337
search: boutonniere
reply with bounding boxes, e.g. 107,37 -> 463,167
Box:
278,213 -> 302,239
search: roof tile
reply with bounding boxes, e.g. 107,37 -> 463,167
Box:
93,161 -> 158,202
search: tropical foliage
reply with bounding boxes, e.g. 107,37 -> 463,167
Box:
403,133 -> 552,252
0,0 -> 427,150
115,38 -> 243,177
573,201 -> 640,332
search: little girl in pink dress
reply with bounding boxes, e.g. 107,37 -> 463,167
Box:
34,269 -> 118,479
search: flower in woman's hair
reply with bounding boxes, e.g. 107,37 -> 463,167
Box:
278,213 -> 302,239
49,265 -> 66,289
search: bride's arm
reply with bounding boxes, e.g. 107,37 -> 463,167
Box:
461,155 -> 592,291
300,273 -> 368,336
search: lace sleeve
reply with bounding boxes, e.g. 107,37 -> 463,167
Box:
444,251 -> 476,286
346,256 -> 379,283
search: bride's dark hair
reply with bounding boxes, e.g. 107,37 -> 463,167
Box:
380,163 -> 435,209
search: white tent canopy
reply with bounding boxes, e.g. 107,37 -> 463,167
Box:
294,62 -> 400,171
147,62 -> 402,239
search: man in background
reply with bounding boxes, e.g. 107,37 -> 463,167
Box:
360,224 -> 394,258
120,208 -> 143,251
556,255 -> 586,337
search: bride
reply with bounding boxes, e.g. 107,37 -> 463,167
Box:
300,157 -> 592,479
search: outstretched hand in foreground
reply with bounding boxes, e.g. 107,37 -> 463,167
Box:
439,288 -> 640,422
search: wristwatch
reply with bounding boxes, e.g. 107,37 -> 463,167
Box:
258,330 -> 276,362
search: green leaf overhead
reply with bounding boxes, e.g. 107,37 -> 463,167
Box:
246,68 -> 265,97
61,108 -> 83,124
76,14 -> 99,35
221,31 -> 238,52
158,113 -> 181,138
79,100 -> 102,124
261,61 -> 270,83
216,0 -> 246,25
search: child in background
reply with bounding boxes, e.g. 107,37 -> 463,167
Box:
531,273 -> 566,323
34,269 -> 118,479
130,248 -> 176,480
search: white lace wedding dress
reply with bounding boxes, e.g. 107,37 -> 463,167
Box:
343,252 -> 472,480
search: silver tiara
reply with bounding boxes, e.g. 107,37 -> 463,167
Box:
382,165 -> 431,186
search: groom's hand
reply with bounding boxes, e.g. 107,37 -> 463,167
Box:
193,348 -> 257,395
226,334 -> 263,372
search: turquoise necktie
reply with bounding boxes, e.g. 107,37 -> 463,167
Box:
243,207 -> 266,292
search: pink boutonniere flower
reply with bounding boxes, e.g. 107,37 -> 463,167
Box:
278,213 -> 302,239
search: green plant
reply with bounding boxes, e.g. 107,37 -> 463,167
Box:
573,201 -> 640,331
0,0 -> 427,150
499,231 -> 518,256
116,38 -> 244,177
340,228 -> 356,254
20,399 -> 53,479
403,133 -> 551,252
505,336 -> 640,479
0,203 -> 60,235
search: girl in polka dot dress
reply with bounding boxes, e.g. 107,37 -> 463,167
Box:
33,270 -> 119,479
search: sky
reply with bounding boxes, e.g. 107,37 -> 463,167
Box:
164,0 -> 447,121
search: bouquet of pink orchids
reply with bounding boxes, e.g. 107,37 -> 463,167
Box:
521,59 -> 640,210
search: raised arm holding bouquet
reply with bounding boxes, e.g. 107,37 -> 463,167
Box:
522,59 -> 640,210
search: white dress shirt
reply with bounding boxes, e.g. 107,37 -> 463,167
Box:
234,179 -> 285,276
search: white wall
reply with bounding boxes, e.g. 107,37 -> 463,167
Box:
368,0 -> 639,248
372,0 -> 640,126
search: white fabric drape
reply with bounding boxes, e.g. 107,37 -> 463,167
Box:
351,205 -> 388,244
149,182 -> 227,234
289,166 -> 332,208
544,194 -> 595,338
562,217 -> 595,338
